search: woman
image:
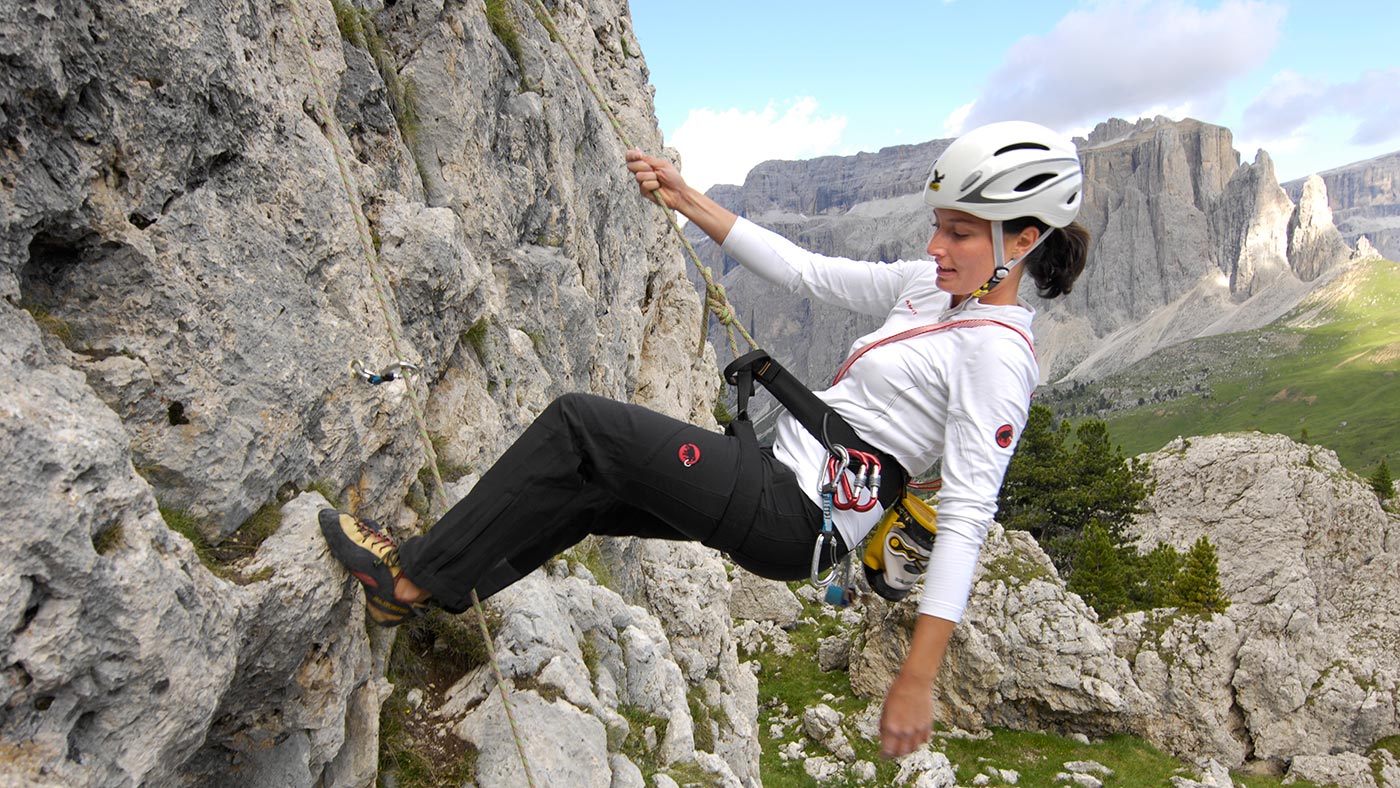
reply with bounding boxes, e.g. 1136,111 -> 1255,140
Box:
321,120 -> 1090,758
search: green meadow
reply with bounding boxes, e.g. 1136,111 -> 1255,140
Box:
1042,258 -> 1399,475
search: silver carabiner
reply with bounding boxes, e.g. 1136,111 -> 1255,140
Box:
351,359 -> 421,385
810,531 -> 839,587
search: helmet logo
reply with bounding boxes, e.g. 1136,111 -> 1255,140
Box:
928,170 -> 945,191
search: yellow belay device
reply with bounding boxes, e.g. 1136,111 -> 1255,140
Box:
863,492 -> 938,601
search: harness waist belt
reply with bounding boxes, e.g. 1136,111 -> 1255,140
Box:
723,349 -> 908,510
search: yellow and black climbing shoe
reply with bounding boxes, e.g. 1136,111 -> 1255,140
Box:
318,509 -> 426,627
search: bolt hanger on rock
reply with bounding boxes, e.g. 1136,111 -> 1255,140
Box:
350,359 -> 421,386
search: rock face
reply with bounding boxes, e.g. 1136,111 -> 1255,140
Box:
439,564 -> 753,787
1287,174 -> 1353,282
687,116 -> 1373,387
850,432 -> 1400,780
1126,434 -> 1400,769
1285,150 -> 1400,263
851,525 -> 1149,738
1,1 -> 747,786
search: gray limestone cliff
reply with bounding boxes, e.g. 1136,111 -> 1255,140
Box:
1,0 -> 756,785
1285,151 -> 1400,263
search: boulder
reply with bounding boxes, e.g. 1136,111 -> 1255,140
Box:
729,572 -> 803,626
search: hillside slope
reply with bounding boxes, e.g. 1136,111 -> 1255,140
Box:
1039,257 -> 1400,472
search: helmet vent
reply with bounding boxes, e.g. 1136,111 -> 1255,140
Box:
1066,191 -> 1080,204
994,142 -> 1051,156
1014,173 -> 1055,192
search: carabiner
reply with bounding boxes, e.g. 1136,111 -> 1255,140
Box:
351,359 -> 421,385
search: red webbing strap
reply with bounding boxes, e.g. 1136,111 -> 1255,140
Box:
831,318 -> 1035,384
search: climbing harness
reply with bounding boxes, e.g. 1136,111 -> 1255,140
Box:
350,359 -> 421,386
285,2 -> 538,785
725,317 -> 1037,604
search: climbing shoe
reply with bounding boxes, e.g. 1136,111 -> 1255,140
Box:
318,509 -> 427,627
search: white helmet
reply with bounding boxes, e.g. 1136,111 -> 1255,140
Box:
923,120 -> 1082,228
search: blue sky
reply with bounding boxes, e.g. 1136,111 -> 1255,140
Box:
629,0 -> 1400,193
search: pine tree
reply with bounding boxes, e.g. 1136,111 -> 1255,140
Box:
1173,536 -> 1229,617
1127,542 -> 1183,610
1067,521 -> 1129,618
997,404 -> 1070,546
1369,459 -> 1394,501
999,407 -> 1155,572
1068,420 -> 1155,542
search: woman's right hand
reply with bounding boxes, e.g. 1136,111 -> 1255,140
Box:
624,148 -> 737,244
626,149 -> 690,210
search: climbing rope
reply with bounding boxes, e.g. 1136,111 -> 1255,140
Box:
284,3 -> 539,786
520,0 -> 759,360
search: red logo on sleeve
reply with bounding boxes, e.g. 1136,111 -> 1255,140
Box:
995,424 -> 1015,448
678,443 -> 702,467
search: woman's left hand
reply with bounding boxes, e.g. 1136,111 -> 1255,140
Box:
879,671 -> 934,758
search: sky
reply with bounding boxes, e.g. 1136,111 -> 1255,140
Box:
629,0 -> 1400,194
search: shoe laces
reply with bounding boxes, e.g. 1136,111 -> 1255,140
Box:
354,519 -> 401,568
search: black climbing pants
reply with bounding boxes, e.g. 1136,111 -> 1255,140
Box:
397,392 -> 838,613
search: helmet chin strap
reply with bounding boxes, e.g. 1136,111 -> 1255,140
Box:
970,221 -> 1053,300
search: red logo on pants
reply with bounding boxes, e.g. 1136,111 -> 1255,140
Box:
678,443 -> 701,467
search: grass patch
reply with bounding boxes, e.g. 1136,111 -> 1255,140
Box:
307,479 -> 343,509
1369,735 -> 1400,787
616,703 -> 670,777
934,729 -> 1184,787
749,592 -> 1321,787
663,760 -> 723,787
1040,258 -> 1400,476
463,317 -> 490,363
92,522 -> 125,556
688,687 -> 718,753
980,548 -> 1054,588
159,505 -> 220,569
752,593 -> 901,788
19,301 -> 78,347
380,608 -> 496,786
158,501 -> 282,584
484,0 -> 525,78
565,537 -> 617,590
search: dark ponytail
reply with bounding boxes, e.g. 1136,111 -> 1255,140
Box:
1003,218 -> 1091,299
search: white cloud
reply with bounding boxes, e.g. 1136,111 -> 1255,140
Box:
942,102 -> 973,137
668,98 -> 848,193
1243,68 -> 1400,146
951,0 -> 1286,134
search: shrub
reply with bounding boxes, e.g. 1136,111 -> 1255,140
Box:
1369,459 -> 1394,501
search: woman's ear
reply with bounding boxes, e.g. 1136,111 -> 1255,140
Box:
1010,225 -> 1041,258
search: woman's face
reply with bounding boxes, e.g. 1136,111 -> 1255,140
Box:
926,208 -> 998,297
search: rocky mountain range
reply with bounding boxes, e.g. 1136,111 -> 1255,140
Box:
1285,150 -> 1400,263
2,1 -> 1396,787
688,116 -> 1395,394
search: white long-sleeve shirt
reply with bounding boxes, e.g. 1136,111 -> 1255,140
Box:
722,218 -> 1038,622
